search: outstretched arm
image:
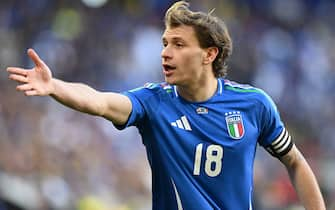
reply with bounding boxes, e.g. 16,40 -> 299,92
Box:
7,48 -> 132,125
280,145 -> 326,210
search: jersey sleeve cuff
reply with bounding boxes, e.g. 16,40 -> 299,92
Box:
113,92 -> 138,130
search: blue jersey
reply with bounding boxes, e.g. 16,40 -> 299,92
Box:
116,78 -> 293,210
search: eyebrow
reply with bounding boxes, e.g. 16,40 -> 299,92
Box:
162,36 -> 185,42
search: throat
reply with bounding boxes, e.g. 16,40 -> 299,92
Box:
177,79 -> 218,102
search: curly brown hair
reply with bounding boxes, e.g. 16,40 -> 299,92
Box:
164,1 -> 233,78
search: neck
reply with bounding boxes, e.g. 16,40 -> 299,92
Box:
177,76 -> 218,102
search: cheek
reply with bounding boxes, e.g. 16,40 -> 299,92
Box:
180,50 -> 202,67
181,51 -> 203,71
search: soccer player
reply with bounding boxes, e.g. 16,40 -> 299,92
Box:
7,1 -> 325,210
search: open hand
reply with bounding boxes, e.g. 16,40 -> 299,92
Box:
7,48 -> 53,96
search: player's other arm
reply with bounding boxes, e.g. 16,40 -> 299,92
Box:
7,48 -> 132,125
280,145 -> 326,210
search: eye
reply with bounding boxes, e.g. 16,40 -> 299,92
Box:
162,42 -> 168,47
175,42 -> 184,48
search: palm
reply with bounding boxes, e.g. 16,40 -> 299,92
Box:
7,49 -> 53,96
29,64 -> 52,94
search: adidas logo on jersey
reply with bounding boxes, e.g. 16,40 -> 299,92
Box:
170,115 -> 192,131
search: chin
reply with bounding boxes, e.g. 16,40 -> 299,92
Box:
164,77 -> 176,85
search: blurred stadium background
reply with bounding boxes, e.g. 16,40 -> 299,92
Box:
0,0 -> 334,209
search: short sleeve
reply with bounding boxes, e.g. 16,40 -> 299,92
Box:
257,91 -> 293,157
113,87 -> 149,130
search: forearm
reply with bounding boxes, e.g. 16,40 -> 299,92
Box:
50,78 -> 105,116
49,78 -> 132,124
282,147 -> 325,210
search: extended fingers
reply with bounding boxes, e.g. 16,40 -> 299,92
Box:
14,80 -> 39,96
16,83 -> 32,91
7,67 -> 28,76
27,48 -> 47,68
24,90 -> 38,96
9,74 -> 28,83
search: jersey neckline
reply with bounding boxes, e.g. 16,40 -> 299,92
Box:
172,78 -> 224,104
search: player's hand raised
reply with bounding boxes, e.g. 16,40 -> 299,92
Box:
7,48 -> 54,96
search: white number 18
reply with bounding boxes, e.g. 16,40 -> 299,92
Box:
193,143 -> 223,177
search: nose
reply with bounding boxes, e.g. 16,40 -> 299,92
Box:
161,46 -> 172,60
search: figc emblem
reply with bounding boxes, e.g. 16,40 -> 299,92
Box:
225,112 -> 244,139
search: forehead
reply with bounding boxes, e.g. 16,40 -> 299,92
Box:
162,25 -> 198,43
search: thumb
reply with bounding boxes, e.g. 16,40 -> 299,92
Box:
27,48 -> 47,69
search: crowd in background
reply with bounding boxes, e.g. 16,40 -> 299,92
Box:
0,0 -> 334,209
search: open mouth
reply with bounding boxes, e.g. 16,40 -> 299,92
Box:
163,64 -> 176,71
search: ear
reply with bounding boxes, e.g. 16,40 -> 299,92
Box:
203,47 -> 219,65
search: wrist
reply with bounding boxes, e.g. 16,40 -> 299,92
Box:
49,78 -> 58,96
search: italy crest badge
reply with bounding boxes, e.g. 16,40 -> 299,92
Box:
225,111 -> 244,140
